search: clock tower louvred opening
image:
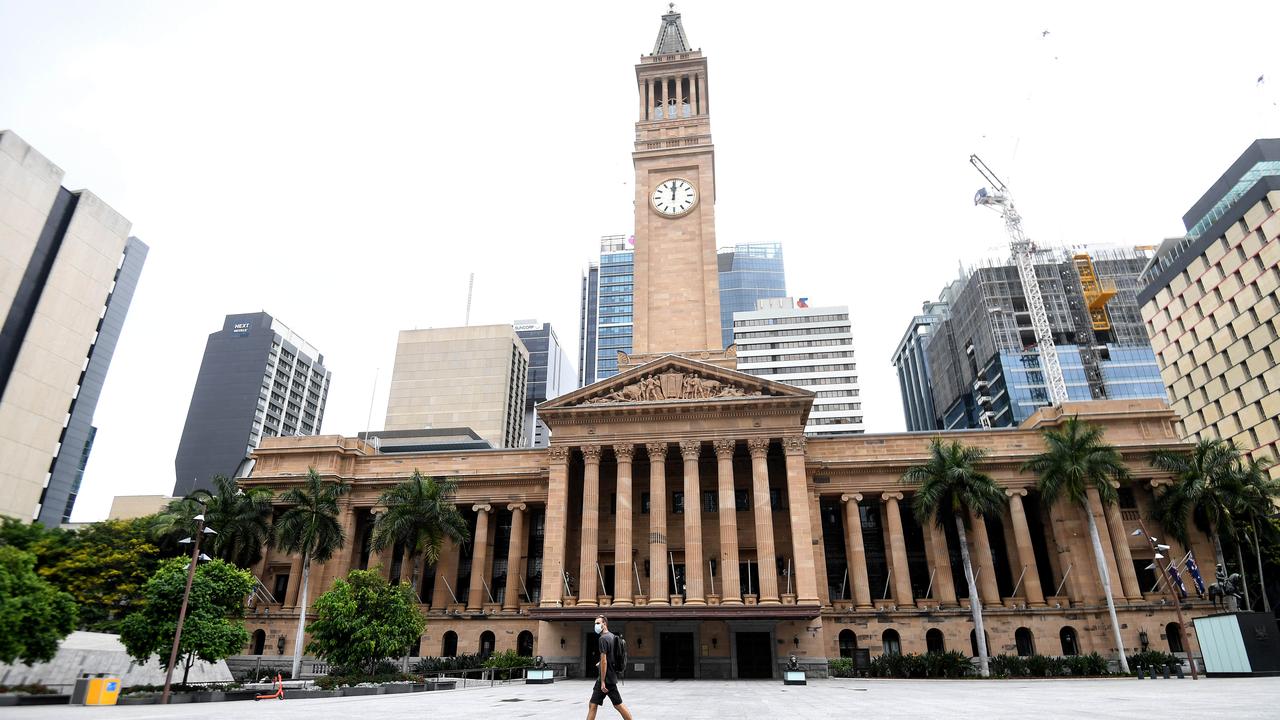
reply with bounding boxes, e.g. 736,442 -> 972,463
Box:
629,6 -> 725,366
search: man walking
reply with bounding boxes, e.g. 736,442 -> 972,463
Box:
587,615 -> 634,720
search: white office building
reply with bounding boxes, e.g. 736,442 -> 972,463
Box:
733,298 -> 863,436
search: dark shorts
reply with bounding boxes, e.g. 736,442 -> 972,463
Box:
590,680 -> 623,706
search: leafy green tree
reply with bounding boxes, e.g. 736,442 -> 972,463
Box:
274,467 -> 347,678
35,518 -> 162,631
1151,438 -> 1245,611
306,569 -> 426,675
370,471 -> 469,594
902,438 -> 1005,678
119,557 -> 253,685
0,546 -> 78,665
1022,416 -> 1131,674
153,476 -> 273,568
1236,457 -> 1279,612
0,517 -> 72,553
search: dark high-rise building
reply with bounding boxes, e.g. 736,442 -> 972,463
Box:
0,130 -> 147,525
578,235 -> 633,385
926,247 -> 1167,429
891,299 -> 948,432
717,242 -> 786,349
174,312 -> 330,497
515,321 -> 578,447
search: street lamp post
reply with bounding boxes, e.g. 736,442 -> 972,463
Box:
1132,522 -> 1198,680
161,511 -> 218,703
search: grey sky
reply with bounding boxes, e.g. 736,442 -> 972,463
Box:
1,1 -> 1276,521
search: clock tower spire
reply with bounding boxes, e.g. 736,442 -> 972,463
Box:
629,6 -> 724,361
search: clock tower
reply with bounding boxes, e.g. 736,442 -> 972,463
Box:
630,7 -> 723,359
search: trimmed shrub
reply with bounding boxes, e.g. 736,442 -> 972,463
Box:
923,650 -> 973,678
988,654 -> 1026,678
1126,650 -> 1180,673
414,653 -> 484,673
481,650 -> 536,679
826,657 -> 856,678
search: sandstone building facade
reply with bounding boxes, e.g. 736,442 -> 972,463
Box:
239,9 -> 1212,677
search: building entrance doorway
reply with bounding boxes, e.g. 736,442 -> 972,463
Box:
660,632 -> 695,678
735,632 -> 772,678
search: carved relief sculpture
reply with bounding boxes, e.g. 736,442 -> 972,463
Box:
583,371 -> 760,404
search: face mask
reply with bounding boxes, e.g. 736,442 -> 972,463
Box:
594,623 -> 603,635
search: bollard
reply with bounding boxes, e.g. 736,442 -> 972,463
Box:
1173,662 -> 1184,679
1161,663 -> 1170,679
1135,664 -> 1145,679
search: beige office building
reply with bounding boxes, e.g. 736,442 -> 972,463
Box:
384,324 -> 528,448
0,130 -> 143,524
1139,139 -> 1280,476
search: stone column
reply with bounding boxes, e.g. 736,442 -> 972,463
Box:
698,73 -> 708,114
782,436 -> 819,604
432,536 -> 462,607
1006,489 -> 1046,606
881,493 -> 914,604
578,444 -> 602,606
841,494 -> 873,609
646,442 -> 670,605
613,444 -> 635,606
1047,500 -> 1086,603
926,519 -> 958,606
714,439 -> 742,604
467,504 -> 492,610
680,440 -> 706,605
749,438 -> 780,605
329,501 -> 357,582
540,446 -> 571,607
967,510 -> 1002,604
503,503 -> 527,611
1086,487 -> 1125,602
1104,494 -> 1143,601
637,77 -> 646,119
284,555 -> 303,607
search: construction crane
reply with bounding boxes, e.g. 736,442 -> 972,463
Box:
969,154 -> 1069,408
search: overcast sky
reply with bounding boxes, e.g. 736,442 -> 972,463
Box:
1,1 -> 1277,522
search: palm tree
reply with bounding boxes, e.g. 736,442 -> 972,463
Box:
273,467 -> 348,679
151,476 -> 274,567
1150,438 -> 1243,611
1022,416 -> 1131,674
370,471 -> 469,598
902,438 -> 1005,678
1233,456 -> 1278,613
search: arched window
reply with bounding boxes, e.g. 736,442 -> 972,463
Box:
251,629 -> 266,656
926,628 -> 945,654
1059,626 -> 1079,656
1166,622 -> 1183,653
479,630 -> 496,659
442,631 -> 458,657
838,629 -> 857,658
1015,627 -> 1035,657
517,631 -> 535,657
882,629 -> 901,656
969,629 -> 991,658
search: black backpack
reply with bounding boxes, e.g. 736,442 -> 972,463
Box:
612,633 -> 629,677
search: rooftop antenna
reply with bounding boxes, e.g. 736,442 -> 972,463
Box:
364,367 -> 379,448
464,272 -> 474,326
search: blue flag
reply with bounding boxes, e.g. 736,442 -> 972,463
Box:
1185,552 -> 1206,597
1168,564 -> 1188,599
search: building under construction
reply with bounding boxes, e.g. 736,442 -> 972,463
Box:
914,246 -> 1168,429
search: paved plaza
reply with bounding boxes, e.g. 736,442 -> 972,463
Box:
5,677 -> 1280,720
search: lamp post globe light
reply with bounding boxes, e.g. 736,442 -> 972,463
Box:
1130,524 -> 1198,680
160,496 -> 218,704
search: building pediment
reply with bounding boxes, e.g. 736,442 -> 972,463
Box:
541,354 -> 812,411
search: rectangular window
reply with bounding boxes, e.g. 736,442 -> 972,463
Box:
702,491 -> 717,513
735,489 -> 750,511
641,492 -> 650,514
673,491 -> 684,514
769,488 -> 785,511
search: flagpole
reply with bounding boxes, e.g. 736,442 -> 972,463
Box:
1137,520 -> 1198,680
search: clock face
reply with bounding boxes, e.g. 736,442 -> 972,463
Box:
651,178 -> 697,216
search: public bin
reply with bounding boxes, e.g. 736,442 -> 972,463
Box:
73,675 -> 121,706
